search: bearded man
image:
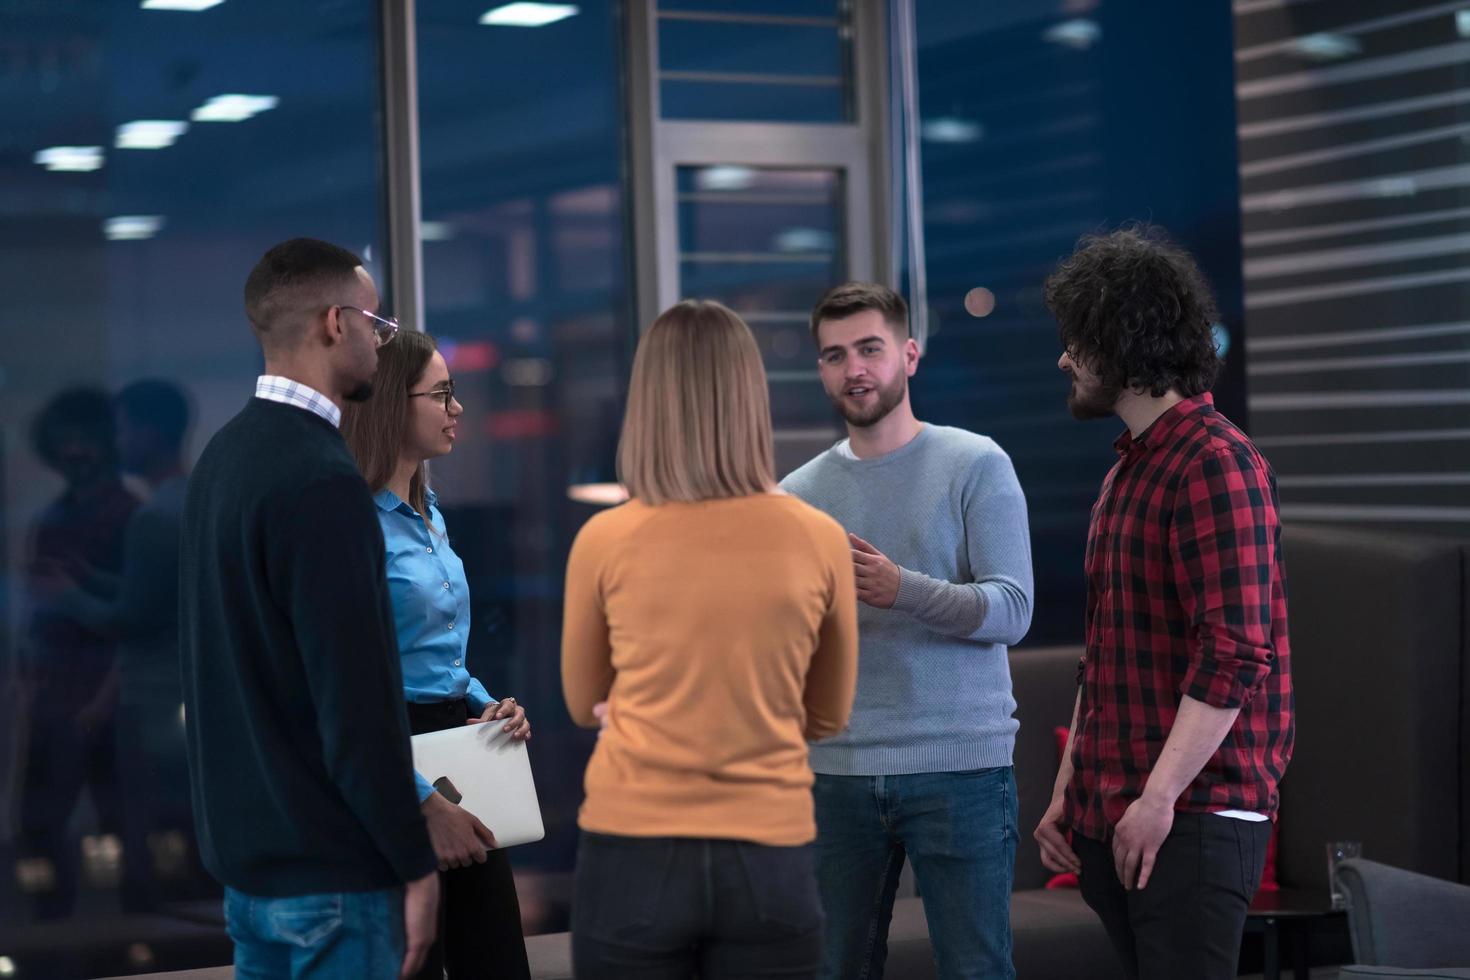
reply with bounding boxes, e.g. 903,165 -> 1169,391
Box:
782,281 -> 1035,980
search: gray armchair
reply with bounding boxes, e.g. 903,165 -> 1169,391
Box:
1337,859 -> 1470,978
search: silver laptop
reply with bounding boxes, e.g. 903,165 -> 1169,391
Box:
410,722 -> 545,849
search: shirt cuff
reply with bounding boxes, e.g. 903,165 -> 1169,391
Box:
892,566 -> 929,613
414,771 -> 435,804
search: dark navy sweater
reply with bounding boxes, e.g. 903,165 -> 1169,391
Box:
180,397 -> 435,895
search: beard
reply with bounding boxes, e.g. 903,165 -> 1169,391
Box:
344,380 -> 374,403
1066,377 -> 1120,420
832,373 -> 907,428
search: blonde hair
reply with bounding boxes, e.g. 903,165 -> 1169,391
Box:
617,300 -> 775,505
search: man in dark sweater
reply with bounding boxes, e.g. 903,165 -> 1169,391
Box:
180,238 -> 439,978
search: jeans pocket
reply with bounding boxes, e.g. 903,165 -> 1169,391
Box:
574,833 -> 673,941
734,842 -> 823,938
264,893 -> 344,949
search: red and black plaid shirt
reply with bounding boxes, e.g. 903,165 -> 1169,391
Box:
1065,393 -> 1294,842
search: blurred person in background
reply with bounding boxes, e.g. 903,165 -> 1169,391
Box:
39,379 -> 196,911
20,386 -> 136,919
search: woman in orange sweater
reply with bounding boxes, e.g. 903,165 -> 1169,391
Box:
562,299 -> 859,979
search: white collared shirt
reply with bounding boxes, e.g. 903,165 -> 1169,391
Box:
254,375 -> 341,429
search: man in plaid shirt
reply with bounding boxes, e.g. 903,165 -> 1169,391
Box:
1033,227 -> 1294,980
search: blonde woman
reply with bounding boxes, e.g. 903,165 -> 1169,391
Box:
562,300 -> 860,979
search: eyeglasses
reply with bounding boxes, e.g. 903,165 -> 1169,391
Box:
339,305 -> 400,347
408,378 -> 456,411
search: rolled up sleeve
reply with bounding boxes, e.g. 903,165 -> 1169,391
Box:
1169,448 -> 1279,709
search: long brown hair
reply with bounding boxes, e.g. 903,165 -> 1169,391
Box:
341,329 -> 438,519
617,300 -> 775,505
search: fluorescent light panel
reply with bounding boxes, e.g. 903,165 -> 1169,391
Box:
116,120 -> 189,149
35,146 -> 104,171
191,94 -> 279,122
480,3 -> 579,27
105,215 -> 165,241
695,165 -> 756,192
921,117 -> 984,143
1043,19 -> 1100,49
142,0 -> 225,8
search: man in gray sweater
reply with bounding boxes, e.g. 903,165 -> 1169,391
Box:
782,282 -> 1034,980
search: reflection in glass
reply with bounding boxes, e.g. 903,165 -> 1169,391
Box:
0,1 -> 385,975
677,165 -> 848,465
656,0 -> 854,122
416,0 -> 631,937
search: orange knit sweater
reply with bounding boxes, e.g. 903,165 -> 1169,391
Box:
561,493 -> 858,846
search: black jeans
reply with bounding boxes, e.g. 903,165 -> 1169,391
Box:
1075,813 -> 1272,980
572,832 -> 824,979
406,699 -> 530,980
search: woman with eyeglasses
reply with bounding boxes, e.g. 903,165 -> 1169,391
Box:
342,329 -> 531,980
562,300 -> 860,979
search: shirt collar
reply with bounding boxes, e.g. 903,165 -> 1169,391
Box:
1113,392 -> 1214,457
374,487 -> 437,514
255,375 -> 341,428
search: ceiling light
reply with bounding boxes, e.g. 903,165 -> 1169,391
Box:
480,3 -> 579,27
191,94 -> 279,123
420,221 -> 456,242
115,120 -> 189,149
1290,33 -> 1362,60
774,228 -> 833,253
141,0 -> 225,8
105,216 -> 165,241
921,117 -> 984,143
35,146 -> 104,172
1043,19 -> 1100,50
695,165 -> 756,192
1457,9 -> 1470,37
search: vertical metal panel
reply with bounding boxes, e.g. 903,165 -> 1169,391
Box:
380,0 -> 425,331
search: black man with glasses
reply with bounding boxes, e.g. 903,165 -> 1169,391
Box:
180,238 -> 439,980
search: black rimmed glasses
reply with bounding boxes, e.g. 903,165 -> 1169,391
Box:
408,378 -> 456,411
339,305 -> 400,347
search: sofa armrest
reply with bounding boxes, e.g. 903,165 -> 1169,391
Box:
1338,859 -> 1470,968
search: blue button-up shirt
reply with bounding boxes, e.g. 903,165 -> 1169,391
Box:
376,488 -> 494,802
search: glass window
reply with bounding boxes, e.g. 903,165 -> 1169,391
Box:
416,0 -> 632,935
656,0 -> 854,122
0,1 -> 385,974
676,165 -> 848,463
909,2 -> 1249,644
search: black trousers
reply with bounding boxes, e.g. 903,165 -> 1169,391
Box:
1075,813 -> 1272,980
572,831 -> 824,979
406,699 -> 531,980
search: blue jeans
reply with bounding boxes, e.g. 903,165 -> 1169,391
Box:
224,886 -> 405,980
813,767 -> 1018,980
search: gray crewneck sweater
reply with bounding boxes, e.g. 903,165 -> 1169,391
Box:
781,424 -> 1034,775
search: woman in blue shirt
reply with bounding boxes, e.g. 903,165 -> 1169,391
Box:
343,330 -> 532,980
